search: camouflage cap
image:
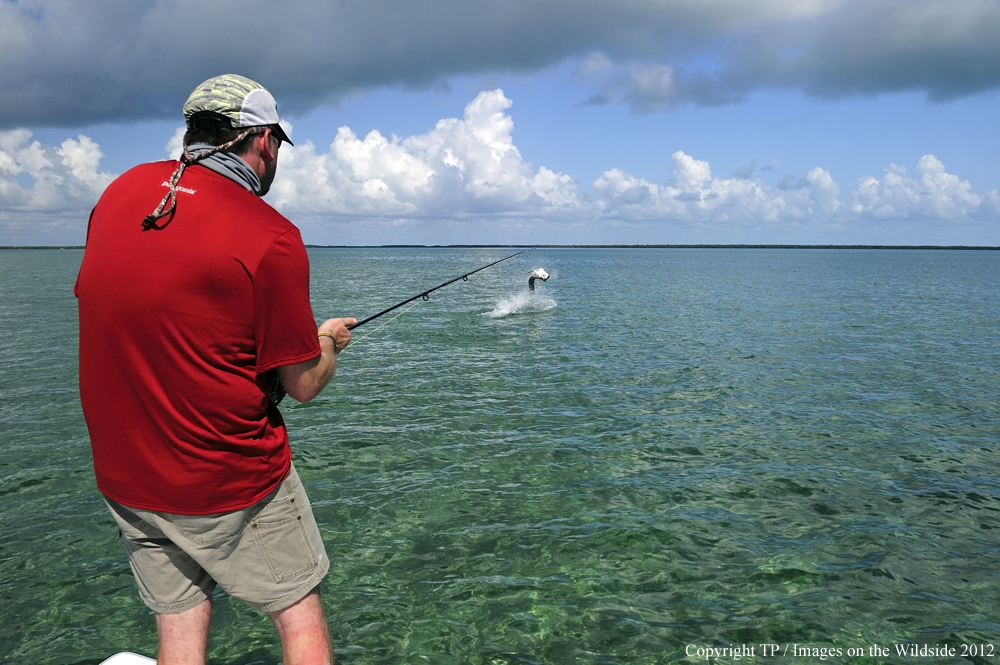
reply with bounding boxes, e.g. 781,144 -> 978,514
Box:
183,74 -> 293,145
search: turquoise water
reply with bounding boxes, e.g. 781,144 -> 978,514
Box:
1,247 -> 999,664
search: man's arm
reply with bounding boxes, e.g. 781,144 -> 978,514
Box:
276,317 -> 356,403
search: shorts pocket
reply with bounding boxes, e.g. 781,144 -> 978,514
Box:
175,507 -> 253,546
249,496 -> 316,582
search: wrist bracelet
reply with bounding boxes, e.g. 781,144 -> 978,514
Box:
318,332 -> 339,353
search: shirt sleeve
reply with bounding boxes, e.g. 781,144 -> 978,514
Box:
74,208 -> 96,299
253,229 -> 321,373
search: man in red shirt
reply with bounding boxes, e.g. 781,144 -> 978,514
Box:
76,74 -> 350,665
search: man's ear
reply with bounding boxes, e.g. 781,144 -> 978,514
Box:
259,128 -> 277,163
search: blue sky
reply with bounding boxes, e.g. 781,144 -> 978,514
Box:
2,0 -> 999,246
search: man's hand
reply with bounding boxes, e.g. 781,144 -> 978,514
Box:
319,317 -> 356,354
276,316 -> 357,403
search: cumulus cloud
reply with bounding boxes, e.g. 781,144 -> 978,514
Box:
2,0 -> 999,127
269,90 -> 578,220
2,90 -> 996,245
0,129 -> 114,214
0,129 -> 116,244
852,155 -> 992,220
588,150 -> 998,238
592,151 -> 843,224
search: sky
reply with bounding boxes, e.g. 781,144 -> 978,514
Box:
1,0 -> 999,246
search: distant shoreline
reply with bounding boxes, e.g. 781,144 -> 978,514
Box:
5,244 -> 999,251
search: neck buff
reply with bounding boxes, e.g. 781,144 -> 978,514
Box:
185,143 -> 262,196
142,126 -> 267,231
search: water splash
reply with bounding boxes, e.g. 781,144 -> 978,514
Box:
485,290 -> 557,318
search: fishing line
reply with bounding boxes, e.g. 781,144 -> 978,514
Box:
349,276 -> 460,345
349,299 -> 422,345
344,248 -> 531,331
270,248 -> 532,405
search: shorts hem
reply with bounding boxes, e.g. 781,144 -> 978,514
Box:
248,557 -> 330,614
143,582 -> 216,615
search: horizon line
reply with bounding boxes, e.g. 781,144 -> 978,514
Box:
5,244 -> 999,251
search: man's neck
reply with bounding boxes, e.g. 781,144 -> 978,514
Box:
186,143 -> 262,195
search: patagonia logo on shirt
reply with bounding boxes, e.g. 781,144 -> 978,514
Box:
162,181 -> 197,195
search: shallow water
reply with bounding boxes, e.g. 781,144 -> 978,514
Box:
1,247 -> 999,664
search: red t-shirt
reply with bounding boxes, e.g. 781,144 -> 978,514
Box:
75,161 -> 321,515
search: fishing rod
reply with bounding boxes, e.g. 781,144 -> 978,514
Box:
270,248 -> 532,405
346,248 -> 530,330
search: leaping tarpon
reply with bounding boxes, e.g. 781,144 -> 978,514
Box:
528,268 -> 549,291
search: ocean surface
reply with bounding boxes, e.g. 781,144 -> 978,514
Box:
1,247 -> 998,664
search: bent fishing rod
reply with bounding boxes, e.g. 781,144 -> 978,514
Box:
270,248 -> 531,405
346,248 -> 530,330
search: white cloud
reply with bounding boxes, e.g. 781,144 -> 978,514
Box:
1,91 -> 997,245
0,129 -> 115,215
269,90 -> 579,220
0,129 -> 117,244
592,151 -> 842,224
851,155 -> 986,220
590,151 -> 1000,235
165,126 -> 185,160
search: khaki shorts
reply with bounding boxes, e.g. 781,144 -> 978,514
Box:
104,463 -> 329,614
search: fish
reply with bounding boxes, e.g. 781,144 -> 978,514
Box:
528,268 -> 549,291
